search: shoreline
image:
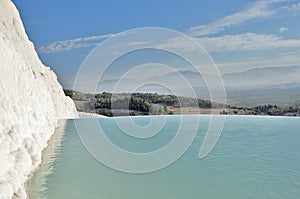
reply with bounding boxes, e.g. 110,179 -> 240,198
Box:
77,111 -> 300,118
78,112 -> 107,119
77,112 -> 300,120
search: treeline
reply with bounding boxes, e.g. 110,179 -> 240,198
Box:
226,104 -> 300,116
92,92 -> 167,115
92,92 -> 214,116
64,90 -> 216,116
251,104 -> 300,116
92,92 -> 212,109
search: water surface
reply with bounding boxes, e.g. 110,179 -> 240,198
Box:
28,115 -> 300,199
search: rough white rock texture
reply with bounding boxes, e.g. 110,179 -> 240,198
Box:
0,0 -> 78,198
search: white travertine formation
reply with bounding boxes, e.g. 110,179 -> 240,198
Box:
0,0 -> 78,198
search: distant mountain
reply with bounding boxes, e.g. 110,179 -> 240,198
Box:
148,66 -> 300,89
223,66 -> 300,88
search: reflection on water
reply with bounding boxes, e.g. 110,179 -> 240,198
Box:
27,120 -> 68,199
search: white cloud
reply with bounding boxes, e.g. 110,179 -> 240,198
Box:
186,0 -> 288,37
154,36 -> 200,52
40,31 -> 300,56
291,2 -> 300,11
155,33 -> 300,53
37,34 -> 114,53
279,27 -> 288,32
37,34 -> 153,54
282,2 -> 300,13
199,33 -> 300,52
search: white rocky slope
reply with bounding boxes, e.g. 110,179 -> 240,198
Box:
0,0 -> 78,198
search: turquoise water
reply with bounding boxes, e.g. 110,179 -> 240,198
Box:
28,115 -> 300,199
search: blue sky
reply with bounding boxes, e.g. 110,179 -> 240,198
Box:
12,0 -> 300,90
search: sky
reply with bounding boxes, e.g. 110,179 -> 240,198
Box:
12,0 -> 300,91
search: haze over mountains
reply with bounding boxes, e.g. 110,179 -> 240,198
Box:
223,66 -> 300,88
97,65 -> 300,106
100,66 -> 300,89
